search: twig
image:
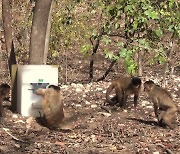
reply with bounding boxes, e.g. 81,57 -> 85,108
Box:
101,106 -> 111,113
2,128 -> 26,142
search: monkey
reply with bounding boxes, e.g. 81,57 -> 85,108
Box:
0,83 -> 10,124
35,85 -> 64,128
106,76 -> 142,108
144,80 -> 178,129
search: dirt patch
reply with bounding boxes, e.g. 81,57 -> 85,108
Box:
0,79 -> 180,154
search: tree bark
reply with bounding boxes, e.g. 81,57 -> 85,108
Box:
89,28 -> 104,81
138,50 -> 143,77
43,0 -> 53,64
97,60 -> 116,82
29,0 -> 53,64
162,40 -> 175,86
2,0 -> 16,76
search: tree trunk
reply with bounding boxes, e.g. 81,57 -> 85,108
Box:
89,28 -> 104,81
138,50 -> 143,77
43,0 -> 53,64
2,0 -> 16,76
29,0 -> 53,64
97,60 -> 116,82
162,40 -> 175,86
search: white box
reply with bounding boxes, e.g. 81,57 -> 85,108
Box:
17,65 -> 58,117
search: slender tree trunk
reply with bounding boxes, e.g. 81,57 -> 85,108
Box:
29,0 -> 53,64
89,29 -> 103,81
162,40 -> 175,86
43,1 -> 53,64
138,50 -> 143,77
169,41 -> 175,76
2,0 -> 16,76
2,0 -> 12,54
97,60 -> 116,82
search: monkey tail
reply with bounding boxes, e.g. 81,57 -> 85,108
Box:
106,84 -> 114,104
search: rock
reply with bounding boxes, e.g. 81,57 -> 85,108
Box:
141,100 -> 150,106
91,104 -> 97,108
99,112 -> 111,117
76,104 -> 82,107
85,101 -> 91,105
146,106 -> 153,109
153,151 -> 159,154
76,87 -> 82,93
12,114 -> 18,118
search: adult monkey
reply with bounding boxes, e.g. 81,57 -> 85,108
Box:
35,85 -> 64,128
144,80 -> 178,129
106,76 -> 142,108
0,83 -> 10,124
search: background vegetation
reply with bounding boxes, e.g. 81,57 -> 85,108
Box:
1,0 -> 179,83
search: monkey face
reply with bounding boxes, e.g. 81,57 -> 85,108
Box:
131,77 -> 142,92
0,84 -> 10,99
133,84 -> 141,89
144,80 -> 155,92
132,77 -> 142,87
1,88 -> 10,101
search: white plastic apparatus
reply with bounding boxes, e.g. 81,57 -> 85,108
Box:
17,65 -> 58,117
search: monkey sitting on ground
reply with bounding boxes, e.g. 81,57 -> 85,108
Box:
144,80 -> 178,129
0,83 -> 10,124
106,76 -> 142,108
35,85 -> 64,128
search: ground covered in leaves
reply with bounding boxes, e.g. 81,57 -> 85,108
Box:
0,74 -> 180,154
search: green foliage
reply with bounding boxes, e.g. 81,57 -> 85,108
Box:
104,49 -> 119,61
80,44 -> 92,57
49,0 -> 94,60
102,37 -> 112,45
81,0 -> 179,74
12,0 -> 179,73
119,48 -> 137,74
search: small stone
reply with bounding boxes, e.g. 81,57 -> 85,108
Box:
146,106 -> 153,109
91,104 -> 97,108
96,88 -> 102,91
102,90 -> 106,94
76,104 -> 81,107
99,112 -> 111,117
12,114 -> 18,118
76,88 -> 82,93
85,101 -> 91,105
153,151 -> 159,154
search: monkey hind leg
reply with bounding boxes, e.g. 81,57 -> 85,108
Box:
157,111 -> 166,127
162,109 -> 177,129
121,94 -> 128,109
114,87 -> 124,107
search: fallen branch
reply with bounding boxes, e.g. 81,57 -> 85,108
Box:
101,106 -> 111,113
2,128 -> 26,142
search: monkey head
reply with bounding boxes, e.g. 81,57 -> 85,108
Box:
0,83 -> 10,100
48,85 -> 60,91
131,77 -> 142,89
144,80 -> 155,93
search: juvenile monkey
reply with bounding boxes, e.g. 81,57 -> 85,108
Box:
144,80 -> 178,129
35,85 -> 64,128
106,76 -> 142,108
0,83 -> 10,123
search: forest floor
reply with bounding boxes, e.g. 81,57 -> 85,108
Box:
0,70 -> 180,154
